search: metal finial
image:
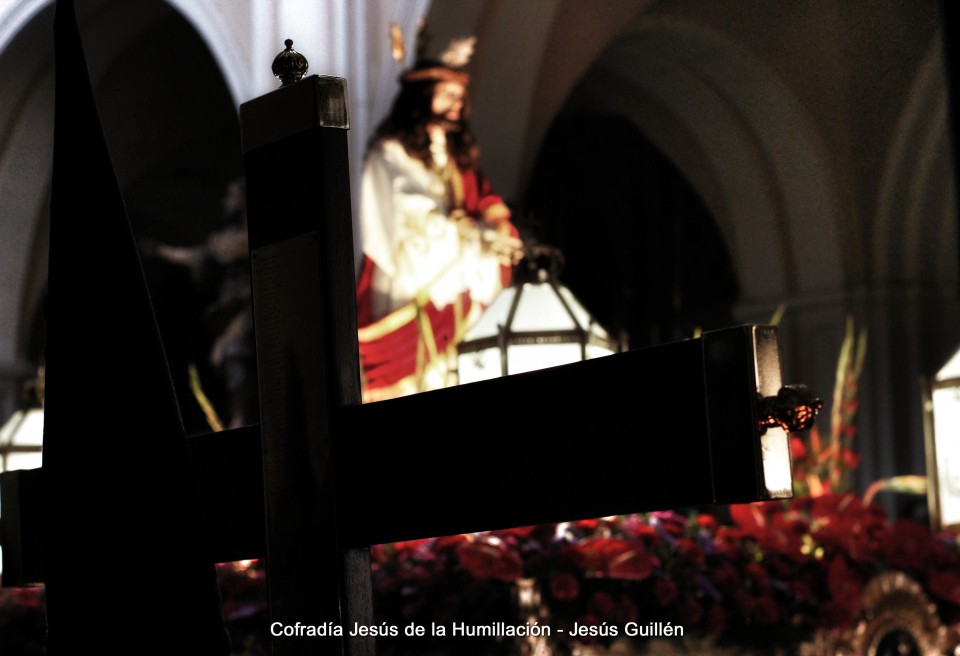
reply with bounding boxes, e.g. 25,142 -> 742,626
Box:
272,38 -> 308,87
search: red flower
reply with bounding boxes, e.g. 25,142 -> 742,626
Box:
574,538 -> 659,580
819,597 -> 859,628
744,562 -> 770,591
456,537 -> 523,581
621,516 -> 661,544
492,524 -> 538,539
729,501 -> 782,537
434,534 -> 469,551
652,511 -> 687,537
790,436 -> 808,462
882,519 -> 934,570
391,537 -> 432,554
676,538 -> 705,565
929,571 -> 960,605
826,556 -> 862,598
841,448 -> 861,469
710,562 -> 742,593
549,572 -> 580,601
576,518 -> 600,531
608,548 -> 659,581
818,556 -> 863,628
697,514 -> 719,532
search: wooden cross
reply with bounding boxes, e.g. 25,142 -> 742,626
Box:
0,17 -> 798,654
242,74 -> 794,655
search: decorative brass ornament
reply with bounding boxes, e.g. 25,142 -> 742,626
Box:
759,384 -> 823,434
272,39 -> 308,87
801,572 -> 960,656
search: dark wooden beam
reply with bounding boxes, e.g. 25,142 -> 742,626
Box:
0,425 -> 266,586
241,74 -> 371,656
0,323 -> 787,584
336,324 -> 785,546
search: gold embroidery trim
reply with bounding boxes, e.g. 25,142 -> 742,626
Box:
358,302 -> 419,342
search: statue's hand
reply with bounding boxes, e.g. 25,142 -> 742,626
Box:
480,224 -> 524,266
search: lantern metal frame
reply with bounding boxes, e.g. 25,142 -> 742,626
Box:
456,245 -> 619,381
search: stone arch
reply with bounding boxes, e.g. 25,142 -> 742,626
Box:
545,15 -> 844,314
875,37 -> 957,292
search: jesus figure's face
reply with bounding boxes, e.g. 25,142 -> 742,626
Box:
431,80 -> 466,126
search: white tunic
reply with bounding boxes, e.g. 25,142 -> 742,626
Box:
359,138 -> 503,323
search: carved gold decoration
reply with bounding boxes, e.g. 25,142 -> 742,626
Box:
801,572 -> 960,656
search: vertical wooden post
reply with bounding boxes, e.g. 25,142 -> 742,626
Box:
241,75 -> 371,656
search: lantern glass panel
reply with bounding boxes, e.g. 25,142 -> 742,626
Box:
458,347 -> 502,385
932,385 -> 960,527
937,349 -> 960,381
506,343 -> 585,375
464,287 -> 518,341
508,283 -> 581,332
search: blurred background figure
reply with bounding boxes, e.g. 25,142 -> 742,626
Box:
141,177 -> 258,431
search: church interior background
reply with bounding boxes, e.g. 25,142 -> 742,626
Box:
1,0 -> 959,654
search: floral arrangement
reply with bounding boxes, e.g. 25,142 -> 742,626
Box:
790,315 -> 866,497
368,502 -> 960,653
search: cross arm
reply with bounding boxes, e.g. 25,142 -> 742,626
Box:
334,324 -> 792,547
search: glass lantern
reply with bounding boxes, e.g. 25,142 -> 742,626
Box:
923,346 -> 960,532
